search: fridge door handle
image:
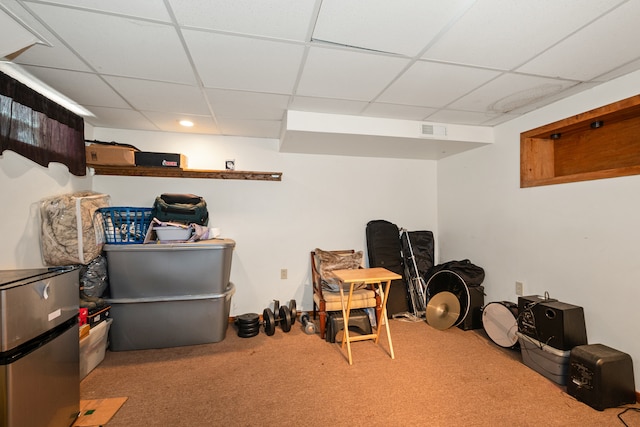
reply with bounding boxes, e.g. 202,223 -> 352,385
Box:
36,281 -> 50,299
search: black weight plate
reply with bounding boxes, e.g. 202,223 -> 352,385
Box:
288,299 -> 297,325
237,324 -> 261,334
263,308 -> 276,336
236,313 -> 260,325
279,306 -> 292,332
238,329 -> 259,338
237,320 -> 260,329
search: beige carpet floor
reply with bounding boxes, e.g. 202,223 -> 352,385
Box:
80,318 -> 640,426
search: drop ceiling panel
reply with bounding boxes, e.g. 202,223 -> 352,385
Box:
105,76 -> 210,114
7,15 -> 91,72
450,73 -> 578,114
183,30 -> 304,93
22,66 -> 128,108
363,103 -> 436,121
516,1 -> 640,81
169,0 -> 317,41
206,89 -> 289,120
0,8 -> 40,57
289,96 -> 369,116
11,40 -> 92,72
26,3 -> 195,83
422,0 -> 625,70
426,109 -> 501,126
84,107 -> 159,131
296,47 -> 409,100
313,0 -> 475,56
25,0 -> 172,22
217,119 -> 282,138
143,111 -> 219,135
598,57 -> 640,81
378,61 -> 500,107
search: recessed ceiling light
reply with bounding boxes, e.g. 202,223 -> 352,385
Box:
179,120 -> 194,127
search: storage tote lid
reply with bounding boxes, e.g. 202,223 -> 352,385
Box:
104,238 -> 235,252
516,331 -> 571,357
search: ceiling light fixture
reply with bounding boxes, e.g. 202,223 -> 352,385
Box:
0,61 -> 94,117
179,120 -> 194,127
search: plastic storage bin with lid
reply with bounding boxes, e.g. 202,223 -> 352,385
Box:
103,239 -> 235,298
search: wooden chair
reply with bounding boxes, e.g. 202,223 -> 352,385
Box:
311,249 -> 381,340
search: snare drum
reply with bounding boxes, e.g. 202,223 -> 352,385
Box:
482,301 -> 519,348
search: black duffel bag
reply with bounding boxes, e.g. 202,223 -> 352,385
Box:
152,193 -> 209,225
424,259 -> 485,287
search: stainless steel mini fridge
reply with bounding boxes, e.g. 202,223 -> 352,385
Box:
0,267 -> 80,427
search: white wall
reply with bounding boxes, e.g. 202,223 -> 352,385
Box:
90,128 -> 438,315
438,70 -> 640,389
0,150 -> 93,269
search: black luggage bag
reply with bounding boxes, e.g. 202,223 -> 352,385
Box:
365,220 -> 409,316
152,193 -> 209,225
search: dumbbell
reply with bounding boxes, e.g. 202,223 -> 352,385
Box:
301,312 -> 316,335
263,299 -> 297,336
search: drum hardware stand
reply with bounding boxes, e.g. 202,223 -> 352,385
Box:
393,229 -> 427,322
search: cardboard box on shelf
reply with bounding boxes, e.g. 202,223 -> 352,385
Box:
86,143 -> 136,166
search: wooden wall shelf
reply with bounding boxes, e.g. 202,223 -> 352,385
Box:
89,165 -> 282,181
520,94 -> 640,188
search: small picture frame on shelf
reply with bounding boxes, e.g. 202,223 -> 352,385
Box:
225,159 -> 235,170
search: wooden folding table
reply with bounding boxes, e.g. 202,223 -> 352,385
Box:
331,267 -> 402,365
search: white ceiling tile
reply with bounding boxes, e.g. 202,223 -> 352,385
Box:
217,119 -> 282,139
481,114 -> 519,126
378,61 -> 500,107
517,1 -> 640,81
363,103 -> 436,121
422,0 -> 626,70
297,47 -> 409,100
143,111 -> 220,135
24,0 -> 172,22
11,40 -> 92,72
104,76 -> 209,114
183,30 -> 304,94
206,89 -> 290,120
22,66 -> 128,108
597,57 -> 640,82
450,73 -> 578,114
0,8 -> 41,57
84,107 -> 159,131
313,0 -> 475,57
169,0 -> 317,41
289,96 -> 369,115
26,3 -> 196,83
426,109 -> 501,126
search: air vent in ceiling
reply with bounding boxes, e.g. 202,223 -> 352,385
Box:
420,123 -> 447,138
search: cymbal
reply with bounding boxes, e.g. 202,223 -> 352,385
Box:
426,291 -> 460,330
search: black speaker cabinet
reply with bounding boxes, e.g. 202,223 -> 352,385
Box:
567,344 -> 636,411
457,285 -> 484,331
517,295 -> 587,351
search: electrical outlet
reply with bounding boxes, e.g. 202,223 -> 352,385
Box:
515,281 -> 524,296
280,269 -> 288,280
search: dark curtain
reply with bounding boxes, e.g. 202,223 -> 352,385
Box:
0,71 -> 86,176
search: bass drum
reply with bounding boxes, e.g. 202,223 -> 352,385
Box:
425,270 -> 469,328
482,301 -> 519,349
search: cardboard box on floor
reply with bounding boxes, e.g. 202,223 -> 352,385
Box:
73,397 -> 127,427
